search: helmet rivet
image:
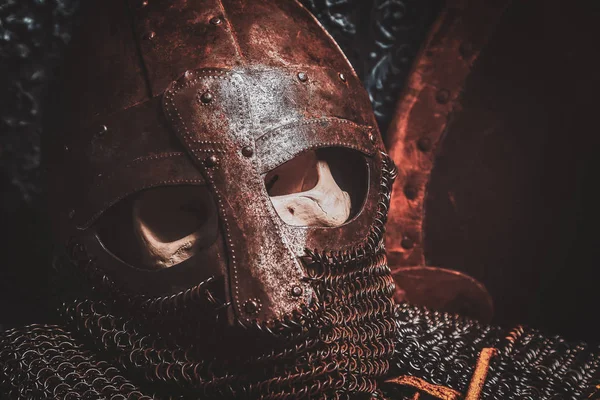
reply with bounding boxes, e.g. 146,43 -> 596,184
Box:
417,137 -> 432,152
338,72 -> 347,82
210,16 -> 223,26
241,146 -> 254,157
143,31 -> 156,40
291,286 -> 303,297
297,72 -> 308,82
244,300 -> 259,315
368,132 -> 376,144
199,91 -> 213,104
205,155 -> 218,167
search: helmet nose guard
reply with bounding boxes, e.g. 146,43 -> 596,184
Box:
162,67 -> 384,323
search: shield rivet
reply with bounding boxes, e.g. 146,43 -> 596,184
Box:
338,72 -> 347,82
417,137 -> 432,152
436,89 -> 450,104
401,237 -> 414,250
404,185 -> 418,200
210,17 -> 223,26
143,31 -> 156,40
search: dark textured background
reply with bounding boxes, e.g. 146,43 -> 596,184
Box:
1,0 -> 599,343
0,0 -> 80,332
423,0 -> 600,343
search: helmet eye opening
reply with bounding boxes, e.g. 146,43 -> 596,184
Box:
264,147 -> 368,228
95,185 -> 219,270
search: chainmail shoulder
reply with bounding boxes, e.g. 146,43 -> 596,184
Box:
0,324 -> 152,400
3,304 -> 600,399
388,303 -> 600,399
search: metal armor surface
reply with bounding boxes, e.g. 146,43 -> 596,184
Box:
45,0 -> 391,326
13,0 -> 399,398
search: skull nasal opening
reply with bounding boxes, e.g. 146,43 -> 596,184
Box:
264,148 -> 368,227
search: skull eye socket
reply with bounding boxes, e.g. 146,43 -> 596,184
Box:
96,185 -> 218,270
264,151 -> 320,196
134,186 -> 214,243
264,148 -> 368,227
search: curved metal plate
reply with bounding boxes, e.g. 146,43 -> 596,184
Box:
384,0 -> 512,268
383,0 -> 512,320
392,266 -> 494,323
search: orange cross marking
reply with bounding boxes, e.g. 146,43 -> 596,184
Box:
386,347 -> 498,399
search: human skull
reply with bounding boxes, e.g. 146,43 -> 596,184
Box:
132,151 -> 351,270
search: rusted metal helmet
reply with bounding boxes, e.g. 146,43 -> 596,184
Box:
45,0 -> 391,326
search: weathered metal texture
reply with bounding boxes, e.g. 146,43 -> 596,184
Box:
384,0 -> 511,268
160,68 -> 384,324
0,0 -> 438,206
46,0 -> 387,325
391,266 -> 493,323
